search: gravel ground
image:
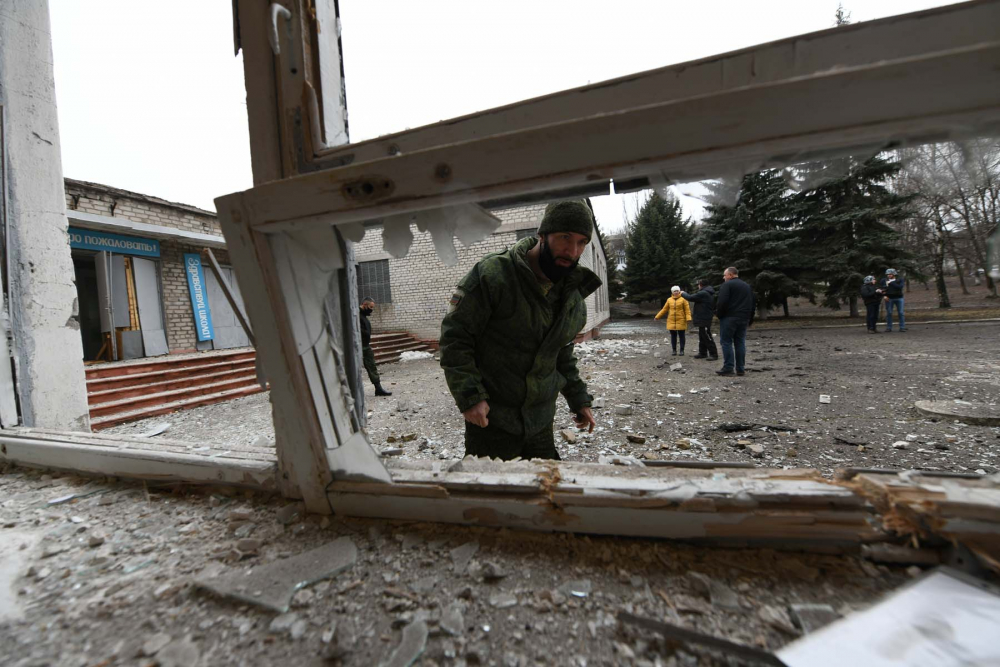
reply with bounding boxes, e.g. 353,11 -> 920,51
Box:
0,467 -> 911,667
3,320 -> 997,665
108,320 -> 1000,477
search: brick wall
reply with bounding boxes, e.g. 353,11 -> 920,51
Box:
65,179 -> 221,236
64,180 -> 233,354
354,205 -> 611,340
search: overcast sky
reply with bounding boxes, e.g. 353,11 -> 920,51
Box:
50,0 -> 957,233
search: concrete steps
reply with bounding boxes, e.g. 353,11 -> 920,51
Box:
369,332 -> 435,364
86,349 -> 263,430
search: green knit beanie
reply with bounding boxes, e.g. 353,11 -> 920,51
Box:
537,200 -> 594,241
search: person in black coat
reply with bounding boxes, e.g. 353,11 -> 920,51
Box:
859,275 -> 883,334
680,279 -> 718,360
360,298 -> 392,396
714,266 -> 755,376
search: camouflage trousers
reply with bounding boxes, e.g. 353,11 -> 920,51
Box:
464,420 -> 560,461
362,346 -> 380,385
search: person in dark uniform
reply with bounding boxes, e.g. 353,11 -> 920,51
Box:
359,297 -> 392,396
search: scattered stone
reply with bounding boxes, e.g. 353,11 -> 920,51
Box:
270,612 -> 299,633
196,536 -> 357,613
736,439 -> 752,447
381,620 -> 428,667
614,405 -> 633,416
88,534 -> 105,548
229,509 -> 253,522
618,371 -> 628,380
381,448 -> 404,457
275,502 -> 306,525
234,522 -> 256,538
819,395 -> 831,404
141,633 -> 172,657
747,444 -> 765,457
440,602 -> 464,636
669,363 -> 683,372
675,439 -> 691,450
401,433 -> 418,442
237,538 -> 261,554
560,429 -> 577,444
292,588 -> 315,607
786,448 -> 798,457
934,442 -> 951,450
557,579 -> 592,598
592,397 -> 606,409
892,441 -> 909,450
155,637 -> 200,667
290,619 -> 308,640
945,435 -> 958,444
450,541 -> 479,574
687,572 -> 740,611
480,561 -> 507,582
789,603 -> 841,634
758,605 -> 799,635
905,434 -> 920,442
489,592 -> 518,609
626,435 -> 646,444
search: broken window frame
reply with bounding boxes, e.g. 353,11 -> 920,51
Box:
2,1 -> 998,567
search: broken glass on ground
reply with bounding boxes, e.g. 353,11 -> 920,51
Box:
195,536 -> 357,613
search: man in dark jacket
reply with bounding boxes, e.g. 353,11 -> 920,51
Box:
359,298 -> 392,396
440,200 -> 602,461
680,279 -> 718,360
714,266 -> 755,376
860,275 -> 883,334
879,268 -> 906,332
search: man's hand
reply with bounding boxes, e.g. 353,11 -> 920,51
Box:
574,407 -> 596,433
463,400 -> 490,428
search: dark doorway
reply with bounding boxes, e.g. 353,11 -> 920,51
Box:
73,254 -> 103,360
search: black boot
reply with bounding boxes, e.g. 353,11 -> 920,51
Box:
375,384 -> 392,396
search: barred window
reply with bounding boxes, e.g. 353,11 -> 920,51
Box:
516,227 -> 538,240
357,259 -> 392,304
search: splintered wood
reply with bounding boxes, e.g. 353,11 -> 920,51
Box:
328,459 -> 882,552
851,472 -> 1000,573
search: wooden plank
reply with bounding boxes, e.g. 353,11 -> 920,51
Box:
223,42 -> 1000,230
236,0 -> 285,183
0,433 -> 277,489
215,204 -> 333,511
311,0 -> 1000,169
202,248 -> 255,347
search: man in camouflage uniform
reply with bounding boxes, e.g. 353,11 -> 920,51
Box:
440,200 -> 602,460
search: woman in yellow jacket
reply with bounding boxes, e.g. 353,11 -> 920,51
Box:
654,286 -> 693,356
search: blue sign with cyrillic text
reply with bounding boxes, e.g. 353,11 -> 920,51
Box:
183,253 -> 214,342
68,227 -> 160,258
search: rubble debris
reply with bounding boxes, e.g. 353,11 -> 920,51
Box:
440,602 -> 464,636
381,448 -> 404,457
155,636 -> 200,667
758,605 -> 799,636
489,592 -> 518,608
275,502 -> 305,525
914,400 -> 1000,426
833,434 -> 866,446
141,633 -> 172,657
778,569 -> 1000,666
618,612 -> 786,666
687,572 -> 741,611
669,363 -> 683,371
614,404 -> 633,415
592,397 -> 606,408
196,537 -> 357,613
381,620 -> 428,667
558,579 -> 592,598
626,435 -> 646,444
137,422 -> 171,438
450,541 -> 479,574
819,395 -> 831,404
788,603 -> 840,634
560,429 -> 577,444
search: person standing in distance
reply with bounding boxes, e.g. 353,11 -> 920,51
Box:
359,298 -> 392,396
860,275 -> 882,334
439,200 -> 602,461
681,279 -> 719,359
880,268 -> 906,332
715,267 -> 755,377
654,286 -> 692,356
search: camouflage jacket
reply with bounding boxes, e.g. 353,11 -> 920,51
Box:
439,237 -> 603,437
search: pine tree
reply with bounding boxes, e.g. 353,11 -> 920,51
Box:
792,154 -> 916,315
694,170 -> 811,319
622,192 -> 694,303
